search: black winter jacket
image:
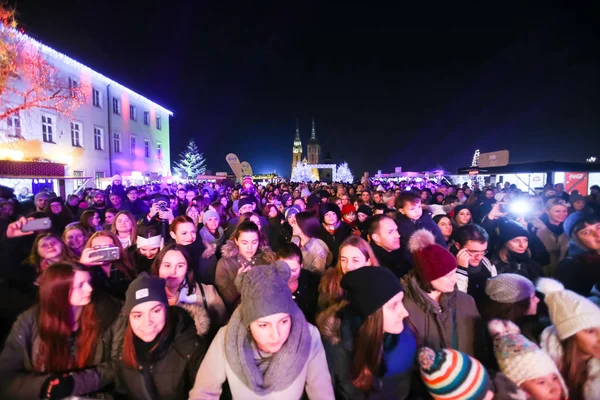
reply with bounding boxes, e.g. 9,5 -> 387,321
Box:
112,304 -> 209,400
0,294 -> 122,399
318,222 -> 352,267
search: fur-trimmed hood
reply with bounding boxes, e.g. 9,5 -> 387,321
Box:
541,325 -> 600,400
175,303 -> 210,336
317,301 -> 349,346
220,239 -> 277,264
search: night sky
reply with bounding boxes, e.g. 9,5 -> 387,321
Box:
9,1 -> 600,177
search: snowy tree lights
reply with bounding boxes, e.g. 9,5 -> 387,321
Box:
291,161 -> 317,183
336,162 -> 354,183
174,139 -> 207,178
471,149 -> 480,168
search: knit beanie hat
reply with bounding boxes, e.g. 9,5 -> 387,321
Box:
126,186 -> 138,194
537,278 -> 600,340
563,209 -> 595,239
485,274 -> 534,303
570,192 -> 585,204
284,205 -> 301,220
112,174 -> 122,183
418,346 -> 491,400
307,194 -> 320,209
35,192 -> 49,201
497,219 -> 529,245
340,267 -> 403,318
320,202 -> 341,222
48,196 -> 63,205
341,204 -> 356,215
124,272 -> 169,315
409,229 -> 457,282
203,209 -> 220,224
242,175 -> 253,186
488,319 -> 568,393
234,261 -> 298,327
281,194 -> 291,205
237,197 -> 254,211
357,204 -> 372,217
453,204 -> 470,219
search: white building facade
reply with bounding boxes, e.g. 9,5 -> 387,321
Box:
1,31 -> 172,193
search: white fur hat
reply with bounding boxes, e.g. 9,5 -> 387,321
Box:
537,278 -> 600,340
489,319 -> 568,395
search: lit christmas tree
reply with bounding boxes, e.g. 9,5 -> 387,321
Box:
291,161 -> 316,183
471,149 -> 480,167
336,162 -> 354,183
174,139 -> 206,178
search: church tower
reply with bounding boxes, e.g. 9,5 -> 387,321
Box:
307,117 -> 321,164
292,119 -> 303,167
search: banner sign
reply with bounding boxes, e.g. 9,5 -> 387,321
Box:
241,161 -> 253,176
565,172 -> 588,195
479,150 -> 510,168
225,153 -> 243,179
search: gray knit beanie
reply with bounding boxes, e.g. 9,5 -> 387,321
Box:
124,272 -> 169,315
485,273 -> 535,303
203,209 -> 220,224
234,260 -> 297,327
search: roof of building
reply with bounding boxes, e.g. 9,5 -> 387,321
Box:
11,28 -> 173,116
457,161 -> 600,174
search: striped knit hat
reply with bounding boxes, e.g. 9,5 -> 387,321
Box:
418,347 -> 492,400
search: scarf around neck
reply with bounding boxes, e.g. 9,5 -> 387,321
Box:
224,305 -> 312,395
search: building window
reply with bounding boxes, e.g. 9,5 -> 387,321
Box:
94,127 -> 104,150
143,111 -> 150,126
42,115 -> 55,143
112,97 -> 121,115
157,141 -> 162,159
144,139 -> 150,157
113,132 -> 121,153
130,136 -> 136,156
95,172 -> 105,188
6,112 -> 21,137
92,88 -> 102,108
71,121 -> 82,147
156,115 -> 162,130
73,170 -> 84,188
68,77 -> 78,97
129,105 -> 137,121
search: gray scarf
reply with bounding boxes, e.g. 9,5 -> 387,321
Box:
224,306 -> 312,395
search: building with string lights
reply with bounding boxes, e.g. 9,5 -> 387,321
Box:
0,29 -> 172,195
290,118 -> 337,181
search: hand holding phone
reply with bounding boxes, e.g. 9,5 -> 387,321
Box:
21,217 -> 52,232
6,217 -> 36,238
89,246 -> 120,262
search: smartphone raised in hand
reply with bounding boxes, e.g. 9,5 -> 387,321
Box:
89,246 -> 120,262
21,217 -> 52,232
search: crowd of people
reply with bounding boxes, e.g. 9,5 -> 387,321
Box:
0,173 -> 600,399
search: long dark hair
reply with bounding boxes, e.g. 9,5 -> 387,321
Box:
295,211 -> 322,238
150,243 -> 195,296
480,297 -> 531,322
351,308 -> 384,391
35,262 -> 99,372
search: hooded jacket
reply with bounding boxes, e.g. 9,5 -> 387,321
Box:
113,304 -> 210,400
401,271 -> 485,361
215,240 -> 277,312
318,302 -> 420,400
0,294 -> 122,400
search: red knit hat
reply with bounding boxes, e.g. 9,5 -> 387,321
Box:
409,229 -> 457,282
341,204 -> 356,215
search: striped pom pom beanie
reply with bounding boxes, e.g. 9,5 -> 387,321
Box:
418,347 -> 492,400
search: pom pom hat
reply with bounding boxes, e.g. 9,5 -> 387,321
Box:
488,319 -> 568,394
409,229 -> 457,282
418,346 -> 491,400
537,277 -> 600,340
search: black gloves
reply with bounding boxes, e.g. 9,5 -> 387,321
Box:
40,373 -> 74,400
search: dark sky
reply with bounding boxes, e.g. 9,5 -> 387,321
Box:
9,1 -> 600,177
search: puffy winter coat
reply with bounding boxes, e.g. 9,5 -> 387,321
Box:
112,304 -> 209,400
401,271 -> 485,361
0,294 -> 121,399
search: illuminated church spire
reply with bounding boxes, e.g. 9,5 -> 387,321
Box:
292,119 -> 303,167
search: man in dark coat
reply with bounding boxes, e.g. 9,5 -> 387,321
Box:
369,215 -> 412,278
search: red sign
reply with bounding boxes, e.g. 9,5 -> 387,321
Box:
565,172 -> 588,195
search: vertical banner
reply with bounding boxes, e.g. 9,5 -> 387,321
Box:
565,172 -> 589,195
240,161 -> 253,176
225,153 -> 244,179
